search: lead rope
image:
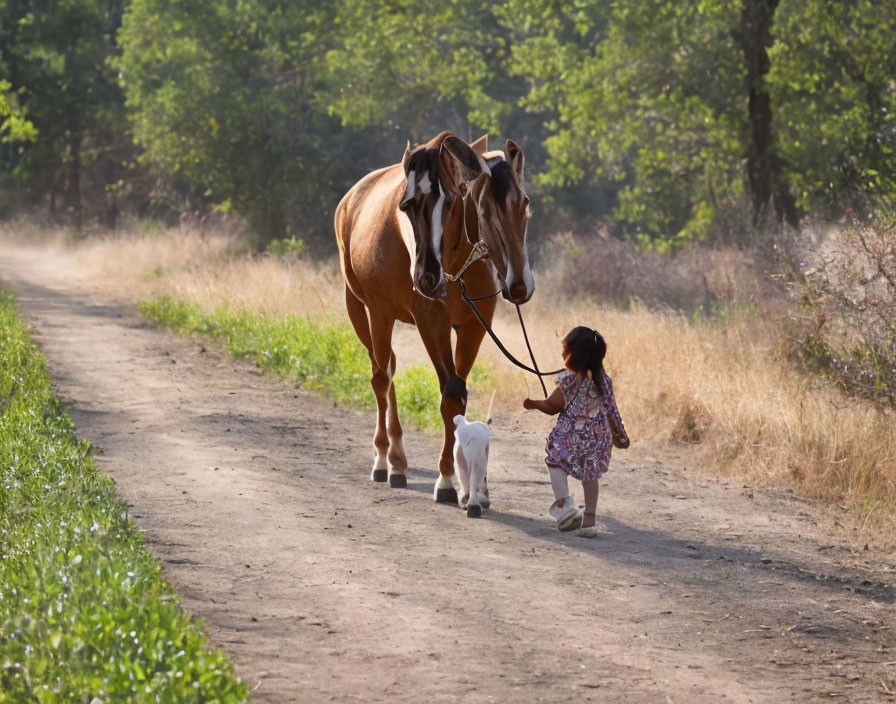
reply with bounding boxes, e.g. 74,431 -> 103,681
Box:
516,302 -> 549,397
444,186 -> 562,397
457,278 -> 563,395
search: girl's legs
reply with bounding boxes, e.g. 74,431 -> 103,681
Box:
548,467 -> 571,505
548,466 -> 581,530
581,479 -> 599,528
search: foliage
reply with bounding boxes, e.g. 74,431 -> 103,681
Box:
0,289 -> 247,702
0,80 -> 37,143
137,296 -> 492,431
795,213 -> 896,407
115,0 -> 395,244
3,0 -> 896,243
265,236 -> 306,259
0,0 -> 136,226
768,0 -> 896,213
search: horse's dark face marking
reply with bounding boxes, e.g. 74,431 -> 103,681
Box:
399,133 -> 490,300
470,141 -> 533,304
400,146 -> 448,299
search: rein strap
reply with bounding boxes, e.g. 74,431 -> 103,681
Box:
445,186 -> 562,398
458,278 -> 563,397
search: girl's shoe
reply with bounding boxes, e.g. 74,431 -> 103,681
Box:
577,514 -> 609,538
549,497 -> 582,531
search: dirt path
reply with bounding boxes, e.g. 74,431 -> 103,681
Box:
2,244 -> 895,703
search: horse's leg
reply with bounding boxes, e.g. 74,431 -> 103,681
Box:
367,311 -> 409,488
411,298 -> 464,504
453,299 -> 495,381
345,286 -> 403,483
384,349 -> 407,475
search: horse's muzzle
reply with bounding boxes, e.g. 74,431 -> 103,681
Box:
508,280 -> 531,305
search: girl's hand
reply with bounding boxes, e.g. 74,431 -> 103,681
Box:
614,436 -> 630,449
522,398 -> 536,410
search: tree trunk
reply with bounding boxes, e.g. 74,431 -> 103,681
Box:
65,132 -> 83,231
739,0 -> 798,228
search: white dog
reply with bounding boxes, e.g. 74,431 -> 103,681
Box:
452,415 -> 490,517
452,391 -> 495,518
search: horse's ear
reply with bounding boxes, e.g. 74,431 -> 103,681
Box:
402,140 -> 412,169
442,135 -> 491,189
506,139 -> 525,182
438,147 -> 462,196
469,134 -> 488,155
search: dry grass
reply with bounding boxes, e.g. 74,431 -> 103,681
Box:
529,276 -> 895,522
59,226 -> 343,320
8,224 -> 895,535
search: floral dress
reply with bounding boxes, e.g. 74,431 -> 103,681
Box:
545,371 -> 628,481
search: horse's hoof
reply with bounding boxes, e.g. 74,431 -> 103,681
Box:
371,468 -> 388,482
435,487 -> 459,504
466,504 -> 482,518
389,473 -> 407,488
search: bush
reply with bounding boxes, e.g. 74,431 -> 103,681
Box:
265,236 -> 306,260
539,232 -> 769,314
794,214 -> 896,407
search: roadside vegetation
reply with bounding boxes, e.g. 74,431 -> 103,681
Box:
137,296 -> 492,433
35,223 -> 893,538
0,288 -> 247,703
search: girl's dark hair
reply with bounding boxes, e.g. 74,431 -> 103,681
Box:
563,326 -> 607,395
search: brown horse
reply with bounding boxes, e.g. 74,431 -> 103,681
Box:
334,131 -> 533,503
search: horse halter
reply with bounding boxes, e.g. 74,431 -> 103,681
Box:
444,187 -> 562,397
445,185 -> 489,283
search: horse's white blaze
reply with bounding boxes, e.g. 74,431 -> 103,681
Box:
521,255 -> 535,298
398,212 -> 418,285
418,172 -> 432,195
430,191 -> 446,257
505,250 -> 534,300
404,171 -> 417,201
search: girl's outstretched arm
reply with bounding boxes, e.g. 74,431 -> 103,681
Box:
523,386 -> 565,415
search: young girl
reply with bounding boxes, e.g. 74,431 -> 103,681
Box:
523,326 -> 629,537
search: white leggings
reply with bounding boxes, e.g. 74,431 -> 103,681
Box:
549,466 -> 570,502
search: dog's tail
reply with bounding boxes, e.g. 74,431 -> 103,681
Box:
485,388 -> 497,426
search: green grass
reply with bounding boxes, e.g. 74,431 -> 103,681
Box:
0,289 -> 247,703
137,296 -> 492,432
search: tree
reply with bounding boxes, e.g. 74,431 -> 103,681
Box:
0,0 -> 131,228
505,0 -> 751,244
117,0 -> 388,245
768,0 -> 896,214
737,0 -> 798,227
